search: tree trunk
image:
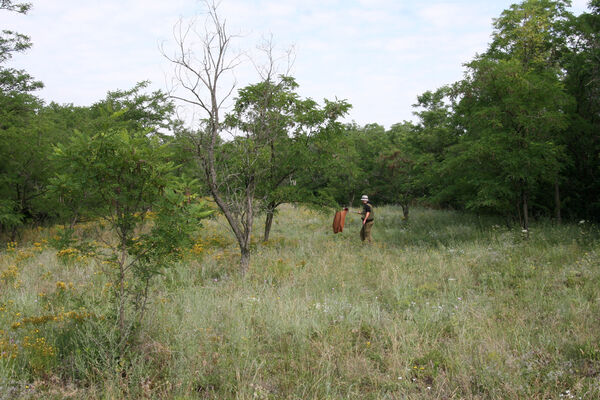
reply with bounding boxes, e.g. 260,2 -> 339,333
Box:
240,247 -> 250,276
166,3 -> 255,276
554,181 -> 561,223
516,199 -> 523,228
348,193 -> 355,207
69,213 -> 78,230
118,244 -> 127,343
401,203 -> 409,220
522,189 -> 529,238
263,209 -> 274,242
10,226 -> 18,242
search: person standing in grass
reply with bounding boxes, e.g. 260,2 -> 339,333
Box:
359,195 -> 374,243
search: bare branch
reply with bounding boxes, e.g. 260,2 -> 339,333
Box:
163,0 -> 255,273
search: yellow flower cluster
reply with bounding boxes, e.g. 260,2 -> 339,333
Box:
32,239 -> 48,252
188,233 -> 232,258
0,300 -> 14,313
5,241 -> 17,252
0,330 -> 18,360
23,335 -> 55,357
190,242 -> 204,255
1,327 -> 57,372
56,247 -> 91,263
15,250 -> 33,262
11,309 -> 96,330
55,281 -> 74,291
56,247 -> 78,258
0,264 -> 19,283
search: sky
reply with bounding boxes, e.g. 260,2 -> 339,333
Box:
0,0 -> 592,128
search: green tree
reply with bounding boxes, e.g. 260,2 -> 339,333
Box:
387,86 -> 459,217
379,122 -> 432,220
323,124 -> 365,206
86,81 -> 175,136
327,123 -> 389,206
446,58 -> 570,228
561,1 -> 600,220
487,0 -> 576,222
46,83 -> 177,228
424,0 -> 576,228
0,1 -> 46,237
226,76 -> 350,241
488,0 -> 573,68
0,1 -> 32,64
51,128 -> 212,349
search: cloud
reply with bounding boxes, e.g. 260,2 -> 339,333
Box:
417,3 -> 489,30
570,0 -> 591,12
4,0 -> 582,128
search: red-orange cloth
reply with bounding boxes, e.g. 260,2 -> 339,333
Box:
333,208 -> 349,233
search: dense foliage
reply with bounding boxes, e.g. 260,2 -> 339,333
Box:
341,0 -> 600,227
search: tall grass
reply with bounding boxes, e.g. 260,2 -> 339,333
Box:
1,206 -> 599,399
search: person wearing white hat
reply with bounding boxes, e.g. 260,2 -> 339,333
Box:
359,195 -> 374,243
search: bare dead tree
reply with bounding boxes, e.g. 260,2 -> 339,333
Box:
162,1 -> 257,274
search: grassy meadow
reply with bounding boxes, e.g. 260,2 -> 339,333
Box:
1,205 -> 599,399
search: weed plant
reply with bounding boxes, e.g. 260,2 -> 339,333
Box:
0,206 -> 599,399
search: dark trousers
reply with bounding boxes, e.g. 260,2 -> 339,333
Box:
360,220 -> 374,243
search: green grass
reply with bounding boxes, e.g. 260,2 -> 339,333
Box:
1,206 -> 599,399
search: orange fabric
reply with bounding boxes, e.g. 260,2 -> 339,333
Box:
333,208 -> 348,234
339,208 -> 348,231
333,212 -> 341,233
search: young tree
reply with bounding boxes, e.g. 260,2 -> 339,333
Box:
163,1 -> 259,273
42,83 -> 177,229
387,86 -> 460,217
52,128 -> 212,349
379,122 -> 432,220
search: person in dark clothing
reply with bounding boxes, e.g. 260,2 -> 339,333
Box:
359,195 -> 374,243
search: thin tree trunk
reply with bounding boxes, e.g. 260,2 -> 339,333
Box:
240,247 -> 250,276
401,203 -> 409,220
166,3 -> 254,275
522,189 -> 529,238
516,199 -> 523,228
118,244 -> 127,341
554,181 -> 561,223
69,213 -> 78,230
264,209 -> 274,242
204,144 -> 255,275
348,193 -> 355,207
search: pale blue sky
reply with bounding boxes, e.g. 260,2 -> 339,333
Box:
1,0 -> 592,128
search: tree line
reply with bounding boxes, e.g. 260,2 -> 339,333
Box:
338,0 -> 599,231
1,0 -> 599,270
